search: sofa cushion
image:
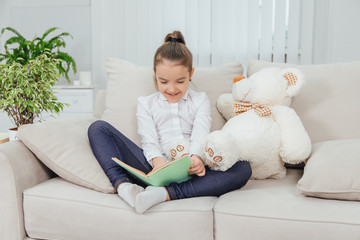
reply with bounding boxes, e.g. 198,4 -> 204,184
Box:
102,58 -> 243,146
247,60 -> 360,143
23,177 -> 216,240
17,117 -> 115,194
213,169 -> 360,240
297,139 -> 360,201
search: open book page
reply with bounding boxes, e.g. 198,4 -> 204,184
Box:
112,157 -> 151,185
112,157 -> 147,177
112,155 -> 193,187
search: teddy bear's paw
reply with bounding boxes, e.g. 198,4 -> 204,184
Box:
202,130 -> 241,171
203,143 -> 227,170
165,139 -> 189,161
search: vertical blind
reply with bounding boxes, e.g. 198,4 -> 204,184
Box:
92,0 -> 314,86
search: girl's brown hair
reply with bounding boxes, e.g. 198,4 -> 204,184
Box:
153,30 -> 193,73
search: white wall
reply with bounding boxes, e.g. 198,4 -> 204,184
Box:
0,0 -> 92,84
313,0 -> 360,64
325,0 -> 360,63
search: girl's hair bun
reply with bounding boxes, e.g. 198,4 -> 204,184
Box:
153,30 -> 192,79
164,31 -> 186,45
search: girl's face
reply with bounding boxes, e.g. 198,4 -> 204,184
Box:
155,59 -> 194,103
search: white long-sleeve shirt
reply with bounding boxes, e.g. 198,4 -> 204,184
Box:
137,88 -> 211,166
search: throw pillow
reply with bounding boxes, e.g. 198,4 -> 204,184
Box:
17,117 -> 115,193
102,58 -> 243,146
297,139 -> 360,201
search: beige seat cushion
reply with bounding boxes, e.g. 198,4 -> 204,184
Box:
247,60 -> 360,143
297,139 -> 360,201
102,58 -> 243,146
17,117 -> 115,193
213,169 -> 360,240
23,177 -> 216,240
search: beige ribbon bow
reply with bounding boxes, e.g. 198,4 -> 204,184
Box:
233,101 -> 272,117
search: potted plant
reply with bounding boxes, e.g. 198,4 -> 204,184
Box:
0,27 -> 77,83
0,51 -> 69,140
0,27 -> 76,140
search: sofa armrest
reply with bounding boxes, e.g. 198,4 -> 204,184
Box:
0,141 -> 53,240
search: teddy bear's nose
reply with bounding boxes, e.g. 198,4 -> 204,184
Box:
233,75 -> 246,83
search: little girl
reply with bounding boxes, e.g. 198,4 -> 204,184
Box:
88,31 -> 252,213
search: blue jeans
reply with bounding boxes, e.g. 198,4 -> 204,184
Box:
88,120 -> 252,200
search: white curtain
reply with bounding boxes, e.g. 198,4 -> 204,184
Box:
91,0 -> 314,86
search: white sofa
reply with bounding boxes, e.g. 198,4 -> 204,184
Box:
1,59 -> 359,240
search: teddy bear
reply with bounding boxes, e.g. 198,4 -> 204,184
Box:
202,67 -> 312,179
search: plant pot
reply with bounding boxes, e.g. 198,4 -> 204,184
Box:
8,127 -> 18,141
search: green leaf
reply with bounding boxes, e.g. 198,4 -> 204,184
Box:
1,27 -> 25,39
24,88 -> 31,96
40,27 -> 59,39
4,36 -> 24,48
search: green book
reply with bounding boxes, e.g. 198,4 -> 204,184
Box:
112,155 -> 193,187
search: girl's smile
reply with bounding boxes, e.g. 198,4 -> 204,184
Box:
155,59 -> 194,103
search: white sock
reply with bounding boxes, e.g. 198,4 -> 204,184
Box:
135,186 -> 167,213
117,182 -> 144,208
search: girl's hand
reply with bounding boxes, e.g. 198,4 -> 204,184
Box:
189,154 -> 206,177
152,157 -> 167,170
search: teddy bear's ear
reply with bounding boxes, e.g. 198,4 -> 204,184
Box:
281,68 -> 305,97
